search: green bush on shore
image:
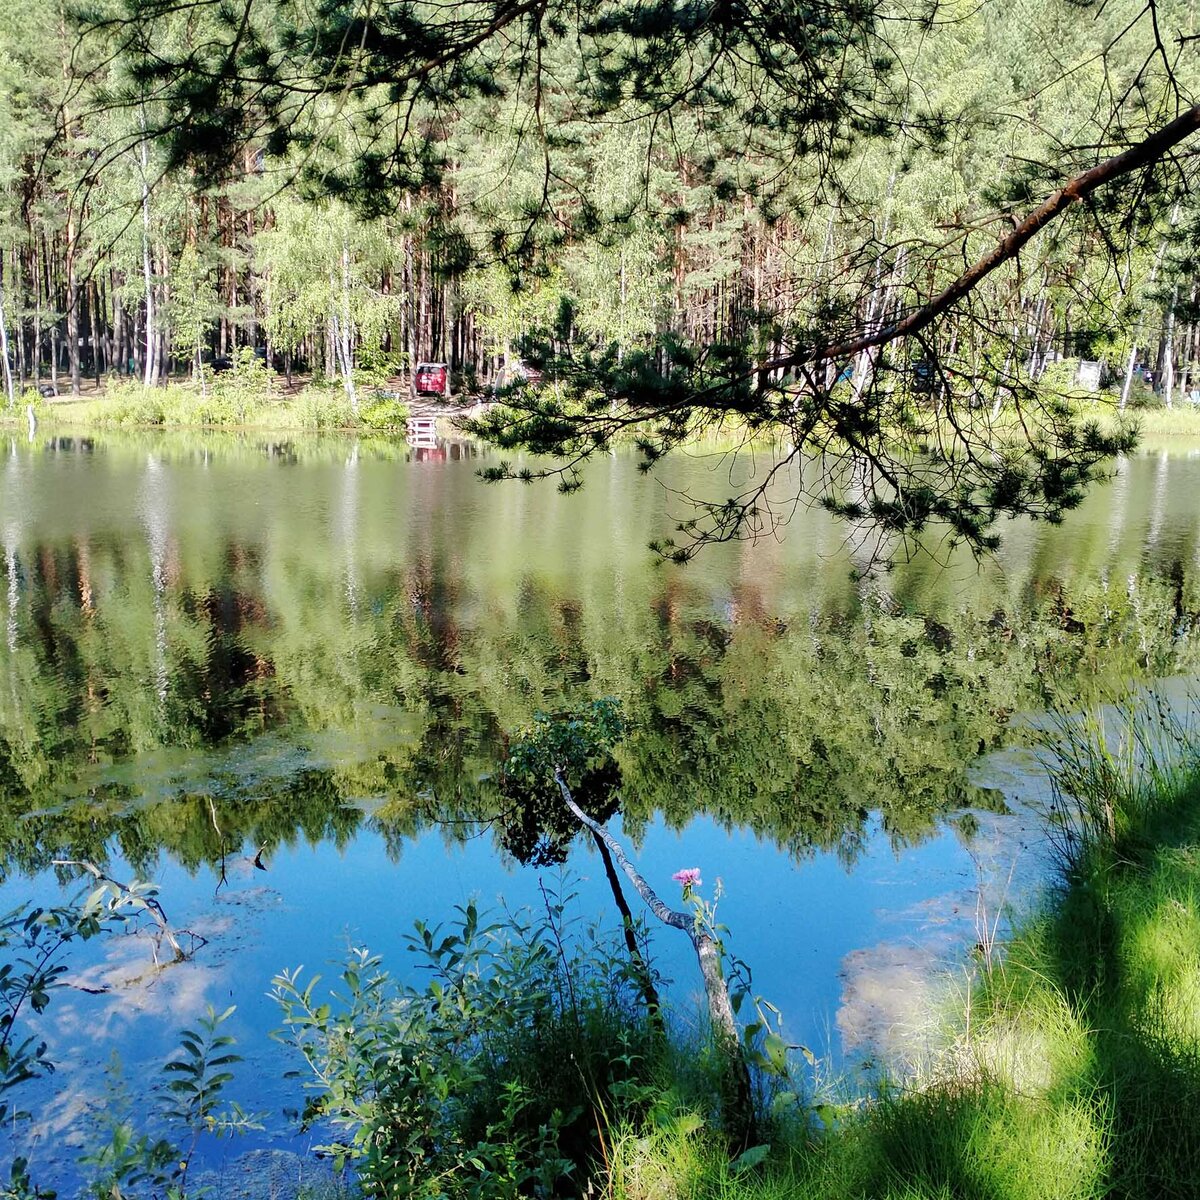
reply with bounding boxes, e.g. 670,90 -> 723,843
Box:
8,375 -> 411,432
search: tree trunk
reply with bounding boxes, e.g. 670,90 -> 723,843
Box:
588,829 -> 664,1031
339,239 -> 358,413
556,772 -> 757,1149
32,239 -> 43,387
0,272 -> 14,407
140,123 -> 156,388
89,280 -> 103,382
66,211 -> 81,396
1164,282 -> 1179,409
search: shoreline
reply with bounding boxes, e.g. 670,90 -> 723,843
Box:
6,383 -> 1200,448
614,699 -> 1200,1199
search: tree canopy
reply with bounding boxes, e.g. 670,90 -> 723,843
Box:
3,0 -> 1198,555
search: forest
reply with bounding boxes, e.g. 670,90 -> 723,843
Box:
0,0 -> 1193,554
0,0 -> 1195,411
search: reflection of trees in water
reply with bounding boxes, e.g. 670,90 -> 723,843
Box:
0,768 -> 370,878
0,535 -> 284,808
2,525 -> 1200,878
4,537 -> 16,655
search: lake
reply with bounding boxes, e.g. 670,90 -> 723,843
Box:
1,431 -> 1198,1187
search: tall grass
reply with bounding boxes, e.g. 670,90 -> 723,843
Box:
1042,693 -> 1200,873
1100,404 -> 1200,439
607,694 -> 1200,1200
19,379 -> 410,432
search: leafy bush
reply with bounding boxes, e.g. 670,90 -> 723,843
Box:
100,381 -> 168,425
358,394 -> 410,430
272,884 -> 661,1199
0,898 -> 113,1126
287,385 -> 356,430
211,348 -> 272,423
78,1006 -> 260,1200
15,388 -> 47,415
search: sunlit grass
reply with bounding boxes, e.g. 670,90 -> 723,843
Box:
1103,404 -> 1200,440
603,694 -> 1200,1200
3,378 -> 411,432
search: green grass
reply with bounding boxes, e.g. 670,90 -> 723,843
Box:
606,699 -> 1200,1200
2,378 -> 410,433
1097,401 -> 1200,440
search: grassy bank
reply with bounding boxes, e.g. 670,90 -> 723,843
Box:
9,375 -> 1200,454
605,701 -> 1200,1200
1098,402 -> 1200,439
2,376 -> 412,433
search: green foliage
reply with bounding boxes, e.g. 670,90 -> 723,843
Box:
81,379 -> 377,430
99,381 -> 170,426
272,887 -> 661,1198
0,897 -> 112,1125
358,393 -> 410,430
169,244 -> 220,373
80,1006 -> 259,1200
1043,696 -> 1200,876
355,348 -> 406,389
93,354 -> 277,427
163,1006 -> 242,1128
499,699 -> 626,865
212,347 -> 273,421
76,1117 -> 179,1200
286,385 -> 356,430
4,0 -> 1195,556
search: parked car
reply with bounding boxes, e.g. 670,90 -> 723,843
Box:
413,362 -> 451,397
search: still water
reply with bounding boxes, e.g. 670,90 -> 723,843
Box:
2,432 -> 1199,1184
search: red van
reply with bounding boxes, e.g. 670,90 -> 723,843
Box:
413,362 -> 450,397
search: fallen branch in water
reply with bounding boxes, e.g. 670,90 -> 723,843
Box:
587,826 -> 665,1033
51,860 -> 205,965
554,769 -> 757,1147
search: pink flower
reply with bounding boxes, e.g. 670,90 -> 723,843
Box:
672,868 -> 702,889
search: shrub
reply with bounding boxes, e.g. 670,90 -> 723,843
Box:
287,386 -> 356,430
100,381 -> 168,425
211,348 -> 272,423
272,884 -> 662,1199
358,394 -> 410,430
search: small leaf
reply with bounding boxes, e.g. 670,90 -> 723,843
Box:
814,1103 -> 838,1130
763,1032 -> 789,1074
732,1144 -> 770,1174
